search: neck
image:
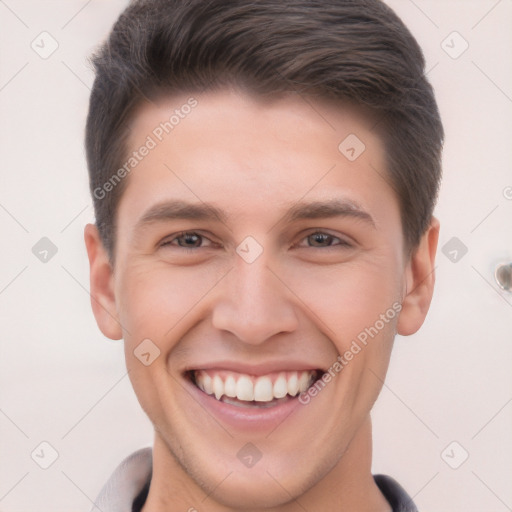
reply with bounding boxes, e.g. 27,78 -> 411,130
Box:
142,417 -> 391,512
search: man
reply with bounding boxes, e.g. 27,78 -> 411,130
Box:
84,0 -> 443,510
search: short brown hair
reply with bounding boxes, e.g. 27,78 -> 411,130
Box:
86,0 -> 444,264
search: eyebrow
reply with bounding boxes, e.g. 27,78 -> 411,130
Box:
279,198 -> 375,227
135,200 -> 228,229
133,197 -> 375,236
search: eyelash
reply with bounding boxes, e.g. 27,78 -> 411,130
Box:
295,232 -> 351,249
159,230 -> 352,251
160,232 -> 216,250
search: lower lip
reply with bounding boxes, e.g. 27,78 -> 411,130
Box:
184,376 -> 308,431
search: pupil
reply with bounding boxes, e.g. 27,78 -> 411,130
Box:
311,233 -> 330,246
181,233 -> 200,247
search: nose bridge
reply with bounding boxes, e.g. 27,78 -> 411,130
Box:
212,253 -> 298,344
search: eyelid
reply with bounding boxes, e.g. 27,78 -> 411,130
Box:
292,229 -> 354,249
159,230 -> 218,248
158,229 -> 354,251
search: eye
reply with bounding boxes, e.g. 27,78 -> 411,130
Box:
297,231 -> 352,249
160,231 -> 214,249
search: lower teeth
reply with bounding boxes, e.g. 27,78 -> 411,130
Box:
220,395 -> 290,408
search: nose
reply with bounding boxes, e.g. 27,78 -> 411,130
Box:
211,255 -> 299,345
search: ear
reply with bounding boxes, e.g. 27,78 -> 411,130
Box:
84,223 -> 123,340
397,217 -> 440,336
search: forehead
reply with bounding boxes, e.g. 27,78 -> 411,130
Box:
129,89 -> 381,155
116,89 -> 396,235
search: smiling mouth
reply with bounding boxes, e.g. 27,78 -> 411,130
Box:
189,369 -> 321,408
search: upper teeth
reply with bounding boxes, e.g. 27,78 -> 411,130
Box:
194,370 -> 317,402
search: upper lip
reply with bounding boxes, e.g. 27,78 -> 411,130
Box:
183,360 -> 326,376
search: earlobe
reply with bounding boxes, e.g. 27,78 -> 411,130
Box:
397,217 -> 440,336
84,223 -> 123,340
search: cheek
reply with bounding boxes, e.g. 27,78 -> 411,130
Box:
115,261 -> 222,345
283,255 -> 402,344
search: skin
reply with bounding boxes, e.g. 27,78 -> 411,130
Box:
84,88 -> 439,512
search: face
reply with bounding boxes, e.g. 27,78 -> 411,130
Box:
86,89 -> 438,508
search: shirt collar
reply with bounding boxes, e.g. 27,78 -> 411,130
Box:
91,447 -> 152,512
